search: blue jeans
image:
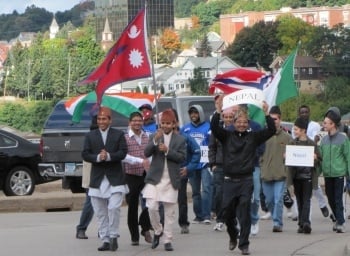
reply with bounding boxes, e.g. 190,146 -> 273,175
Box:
76,191 -> 94,231
189,170 -> 203,220
325,176 -> 345,225
250,167 -> 261,225
201,167 -> 213,220
262,180 -> 285,227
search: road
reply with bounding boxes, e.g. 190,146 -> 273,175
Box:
0,183 -> 349,256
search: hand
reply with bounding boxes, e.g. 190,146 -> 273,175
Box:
262,101 -> 269,115
158,142 -> 168,153
215,95 -> 223,113
154,129 -> 163,143
142,158 -> 150,171
100,149 -> 108,161
180,167 -> 187,177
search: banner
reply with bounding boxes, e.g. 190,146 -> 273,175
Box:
222,88 -> 264,110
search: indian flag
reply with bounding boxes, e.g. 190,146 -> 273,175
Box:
251,47 -> 299,125
65,91 -> 159,123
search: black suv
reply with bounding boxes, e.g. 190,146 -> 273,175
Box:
0,129 -> 53,196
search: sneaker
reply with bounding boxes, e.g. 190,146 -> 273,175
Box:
297,226 -> 304,233
336,224 -> 346,233
214,222 -> 224,232
251,223 -> 259,236
303,223 -> 312,234
332,222 -> 337,232
320,206 -> 329,217
203,219 -> 211,225
192,217 -> 203,224
180,225 -> 189,234
272,226 -> 283,232
260,212 -> 271,220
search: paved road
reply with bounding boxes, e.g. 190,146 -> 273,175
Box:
0,187 -> 350,256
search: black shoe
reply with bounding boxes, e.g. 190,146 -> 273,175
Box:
297,226 -> 304,233
164,242 -> 174,251
97,242 -> 110,251
229,238 -> 237,251
76,230 -> 88,239
272,226 -> 283,232
330,213 -> 336,222
109,238 -> 118,251
303,223 -> 312,234
180,225 -> 189,234
320,206 -> 329,217
152,232 -> 163,249
241,248 -> 251,255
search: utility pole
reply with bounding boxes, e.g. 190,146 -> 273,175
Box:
27,59 -> 31,102
67,55 -> 71,97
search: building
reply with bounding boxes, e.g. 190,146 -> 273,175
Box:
49,16 -> 59,39
270,55 -> 324,94
220,5 -> 350,44
93,0 -> 174,42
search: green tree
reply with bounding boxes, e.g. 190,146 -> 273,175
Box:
189,67 -> 208,95
225,21 -> 281,70
197,34 -> 212,57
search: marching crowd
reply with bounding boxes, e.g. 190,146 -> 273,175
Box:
75,95 -> 350,255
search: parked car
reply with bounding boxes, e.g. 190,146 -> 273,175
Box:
0,129 -> 56,196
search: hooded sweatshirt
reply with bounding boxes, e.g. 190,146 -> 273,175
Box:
180,104 -> 211,169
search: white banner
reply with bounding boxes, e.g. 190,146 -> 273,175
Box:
222,88 -> 265,110
285,145 -> 314,167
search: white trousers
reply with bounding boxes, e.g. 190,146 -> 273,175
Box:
147,199 -> 176,244
91,192 -> 124,243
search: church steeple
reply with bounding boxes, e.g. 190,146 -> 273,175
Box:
101,17 -> 113,51
50,16 -> 59,39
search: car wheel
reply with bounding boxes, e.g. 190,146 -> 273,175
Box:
4,166 -> 35,196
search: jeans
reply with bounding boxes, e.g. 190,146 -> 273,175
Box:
262,180 -> 285,227
212,167 -> 224,222
250,167 -> 261,225
325,176 -> 345,225
201,167 -> 213,220
76,190 -> 94,232
178,177 -> 190,227
189,170 -> 203,220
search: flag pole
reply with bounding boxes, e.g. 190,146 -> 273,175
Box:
145,0 -> 160,127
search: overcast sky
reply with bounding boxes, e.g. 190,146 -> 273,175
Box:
1,0 -> 82,14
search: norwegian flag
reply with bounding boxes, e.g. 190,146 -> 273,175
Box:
209,68 -> 272,94
79,8 -> 151,105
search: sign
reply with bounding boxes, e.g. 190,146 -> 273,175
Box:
200,146 -> 209,163
222,88 -> 264,110
285,145 -> 314,167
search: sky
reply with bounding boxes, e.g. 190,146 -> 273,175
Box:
1,0 -> 82,14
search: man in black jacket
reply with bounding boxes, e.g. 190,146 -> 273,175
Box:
210,95 -> 276,255
82,107 -> 128,252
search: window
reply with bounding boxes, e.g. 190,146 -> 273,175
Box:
0,135 -> 17,147
308,68 -> 313,75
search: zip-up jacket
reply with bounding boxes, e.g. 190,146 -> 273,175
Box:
210,112 -> 276,178
319,130 -> 350,177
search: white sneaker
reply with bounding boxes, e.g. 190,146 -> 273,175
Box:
203,219 -> 211,225
213,222 -> 224,232
251,223 -> 259,236
336,224 -> 346,233
260,212 -> 271,220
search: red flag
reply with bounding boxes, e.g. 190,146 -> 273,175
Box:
79,9 -> 152,104
209,68 -> 272,94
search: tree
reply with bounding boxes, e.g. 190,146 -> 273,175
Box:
189,67 -> 208,95
225,21 -> 281,70
197,34 -> 212,57
160,28 -> 182,63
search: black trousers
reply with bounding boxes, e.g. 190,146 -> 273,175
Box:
125,173 -> 151,242
222,177 -> 253,250
178,177 -> 190,227
294,179 -> 312,227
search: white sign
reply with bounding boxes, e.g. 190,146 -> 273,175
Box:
222,88 -> 264,110
285,145 -> 314,167
200,146 -> 209,163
